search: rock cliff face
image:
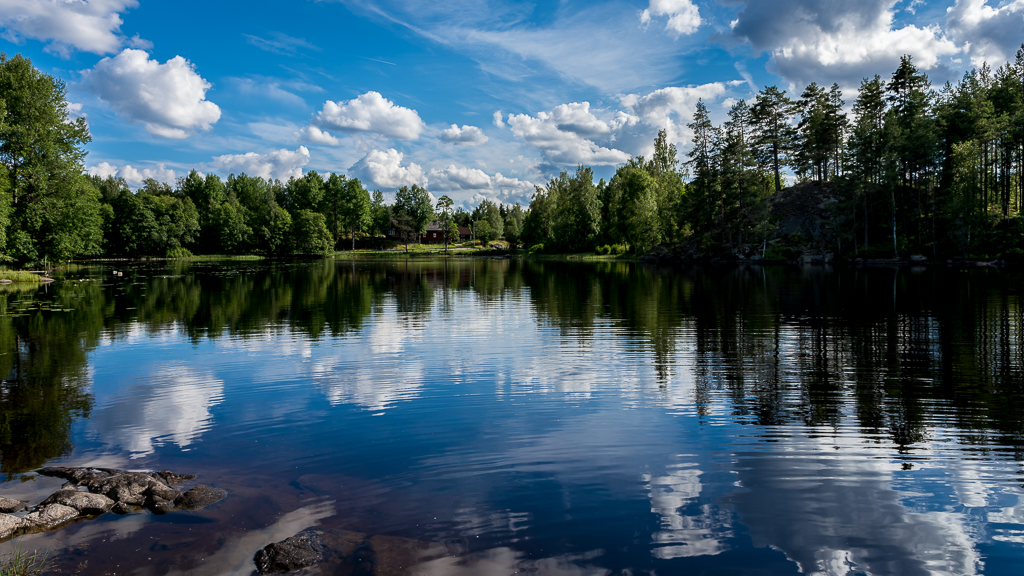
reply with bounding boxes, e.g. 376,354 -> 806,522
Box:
642,182 -> 848,265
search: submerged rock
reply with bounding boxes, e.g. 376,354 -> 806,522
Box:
153,470 -> 197,485
146,494 -> 177,515
360,534 -> 451,576
253,530 -> 325,574
0,496 -> 22,513
174,485 -> 227,510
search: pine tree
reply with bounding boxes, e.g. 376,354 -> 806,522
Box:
750,86 -> 797,193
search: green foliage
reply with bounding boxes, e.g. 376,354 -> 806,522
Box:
474,219 -> 494,245
166,247 -> 193,259
523,166 -> 602,252
369,190 -> 391,238
607,164 -> 660,252
0,270 -> 44,282
751,85 -> 798,193
284,170 -> 325,214
292,209 -> 333,255
472,199 -> 504,239
436,195 -> 459,251
99,176 -> 200,257
503,203 -> 525,248
0,53 -> 101,264
394,184 -> 434,239
332,175 -> 371,250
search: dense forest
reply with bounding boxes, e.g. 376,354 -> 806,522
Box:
2,49 -> 1023,265
0,53 -> 520,264
523,50 -> 1024,260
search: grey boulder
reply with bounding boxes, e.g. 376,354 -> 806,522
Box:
0,496 -> 22,513
0,514 -> 21,539
43,489 -> 114,515
20,503 -> 79,531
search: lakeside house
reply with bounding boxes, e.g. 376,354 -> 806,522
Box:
386,221 -> 473,244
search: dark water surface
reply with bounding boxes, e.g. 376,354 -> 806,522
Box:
1,259 -> 1023,575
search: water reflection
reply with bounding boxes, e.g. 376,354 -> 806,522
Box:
0,260 -> 1022,574
86,364 -> 223,458
732,434 -> 981,576
644,462 -> 730,559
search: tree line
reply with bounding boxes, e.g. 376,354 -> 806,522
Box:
522,49 -> 1024,259
4,49 -> 1024,264
0,53 -> 533,263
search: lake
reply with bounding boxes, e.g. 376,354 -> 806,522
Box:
1,258 -> 1023,575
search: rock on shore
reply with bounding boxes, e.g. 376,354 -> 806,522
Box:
0,467 -> 224,540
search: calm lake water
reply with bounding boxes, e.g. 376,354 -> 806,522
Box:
1,259 -> 1023,575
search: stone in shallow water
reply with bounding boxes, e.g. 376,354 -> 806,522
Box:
0,514 -> 21,538
0,496 -> 22,513
38,466 -> 120,485
44,489 -> 114,515
253,530 -> 325,574
153,470 -> 197,485
20,503 -> 79,531
174,485 -> 227,510
90,472 -> 174,505
146,495 -> 177,515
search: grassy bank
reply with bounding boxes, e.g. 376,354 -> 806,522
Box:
0,270 -> 47,283
331,246 -> 638,262
525,253 -> 637,261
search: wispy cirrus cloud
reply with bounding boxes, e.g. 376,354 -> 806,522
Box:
340,0 -> 695,95
244,31 -> 320,55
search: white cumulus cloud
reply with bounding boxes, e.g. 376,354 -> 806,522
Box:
640,0 -> 702,36
310,91 -> 425,140
439,124 -> 488,145
87,161 -> 177,188
0,0 -> 139,57
211,146 -> 310,181
297,125 -> 342,146
493,111 -> 506,128
507,104 -> 630,167
427,165 -> 535,206
725,0 -> 960,86
83,49 -> 221,139
349,148 -> 427,189
946,0 -> 1024,67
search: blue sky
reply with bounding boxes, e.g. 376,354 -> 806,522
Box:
2,0 -> 1022,207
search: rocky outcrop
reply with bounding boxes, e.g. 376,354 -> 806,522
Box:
253,530 -> 325,574
0,467 -> 224,541
640,182 -> 847,265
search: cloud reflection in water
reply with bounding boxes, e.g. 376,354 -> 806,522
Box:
87,364 -> 224,458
